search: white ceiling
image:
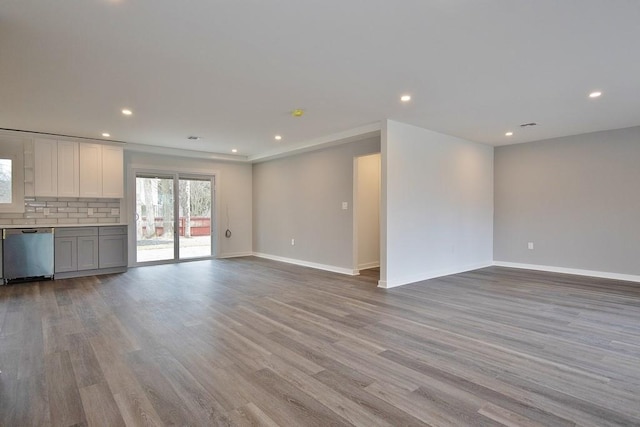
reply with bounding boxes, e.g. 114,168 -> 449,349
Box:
2,1 -> 639,159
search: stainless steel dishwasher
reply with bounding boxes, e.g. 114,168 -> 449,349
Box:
2,228 -> 54,283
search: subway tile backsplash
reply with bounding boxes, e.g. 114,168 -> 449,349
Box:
0,197 -> 122,225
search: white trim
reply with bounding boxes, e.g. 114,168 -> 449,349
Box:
253,252 -> 358,275
493,261 -> 640,283
217,251 -> 254,259
249,123 -> 381,163
378,262 -> 493,288
358,261 -> 380,270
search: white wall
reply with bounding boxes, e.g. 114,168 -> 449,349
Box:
381,120 -> 494,288
125,151 -> 252,265
355,153 -> 380,270
253,136 -> 380,273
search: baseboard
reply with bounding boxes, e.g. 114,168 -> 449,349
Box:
357,261 -> 380,270
378,261 -> 493,289
253,252 -> 358,275
216,251 -> 254,259
493,261 -> 640,283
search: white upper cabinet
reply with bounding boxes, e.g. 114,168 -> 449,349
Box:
57,141 -> 80,197
34,138 -> 58,197
79,143 -> 103,198
34,140 -> 123,199
101,145 -> 124,198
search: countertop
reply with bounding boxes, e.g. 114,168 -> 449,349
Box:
1,223 -> 128,229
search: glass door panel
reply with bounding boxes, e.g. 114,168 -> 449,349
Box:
135,175 -> 175,263
178,177 -> 212,259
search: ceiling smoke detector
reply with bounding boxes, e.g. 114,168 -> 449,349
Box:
519,122 -> 538,128
187,136 -> 201,140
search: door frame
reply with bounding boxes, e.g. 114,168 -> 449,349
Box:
128,166 -> 220,267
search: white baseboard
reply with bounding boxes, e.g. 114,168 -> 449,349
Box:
217,251 -> 254,259
493,261 -> 640,283
253,252 -> 358,275
357,261 -> 380,270
378,261 -> 493,289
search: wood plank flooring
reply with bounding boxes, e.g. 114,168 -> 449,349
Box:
1,258 -> 640,426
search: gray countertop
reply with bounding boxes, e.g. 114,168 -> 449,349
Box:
1,223 -> 128,229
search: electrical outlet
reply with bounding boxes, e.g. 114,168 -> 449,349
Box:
528,242 -> 534,250
111,208 -> 120,215
43,208 -> 50,216
291,238 -> 295,246
88,208 -> 94,216
342,202 -> 348,210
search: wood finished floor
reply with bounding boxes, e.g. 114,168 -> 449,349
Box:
1,258 -> 640,426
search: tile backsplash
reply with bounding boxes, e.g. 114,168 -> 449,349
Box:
0,197 -> 123,226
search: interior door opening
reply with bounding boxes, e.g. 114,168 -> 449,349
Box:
353,153 -> 381,280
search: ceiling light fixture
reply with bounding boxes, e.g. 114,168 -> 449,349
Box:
187,136 -> 201,140
291,109 -> 304,117
274,135 -> 282,140
231,149 -> 238,153
121,109 -> 133,115
505,132 -> 513,136
102,132 -> 111,137
400,95 -> 411,102
589,91 -> 602,98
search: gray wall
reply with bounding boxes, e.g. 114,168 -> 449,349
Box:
253,136 -> 380,270
494,126 -> 640,275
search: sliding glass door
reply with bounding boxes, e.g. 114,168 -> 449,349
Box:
178,177 -> 212,259
135,172 -> 214,264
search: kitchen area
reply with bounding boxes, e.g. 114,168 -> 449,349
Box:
0,135 -> 127,284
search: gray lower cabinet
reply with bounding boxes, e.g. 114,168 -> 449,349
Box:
54,236 -> 78,272
55,227 -> 99,273
55,226 -> 126,278
99,226 -> 127,269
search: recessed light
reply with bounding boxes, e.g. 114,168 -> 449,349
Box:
274,135 -> 282,140
505,132 -> 513,136
589,91 -> 602,98
121,109 -> 133,115
231,149 -> 238,153
400,95 -> 411,102
102,133 -> 111,137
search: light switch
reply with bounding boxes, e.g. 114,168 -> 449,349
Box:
111,208 -> 120,215
342,202 -> 348,210
43,208 -> 50,216
88,208 -> 94,216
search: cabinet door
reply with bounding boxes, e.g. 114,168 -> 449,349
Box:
57,141 -> 80,197
77,236 -> 99,270
99,234 -> 127,268
34,139 -> 58,197
79,143 -> 103,197
55,237 -> 77,273
102,145 -> 124,198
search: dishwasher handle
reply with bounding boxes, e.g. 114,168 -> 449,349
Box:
21,229 -> 39,233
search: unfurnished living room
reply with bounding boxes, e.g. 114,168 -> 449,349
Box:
1,1 -> 639,426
